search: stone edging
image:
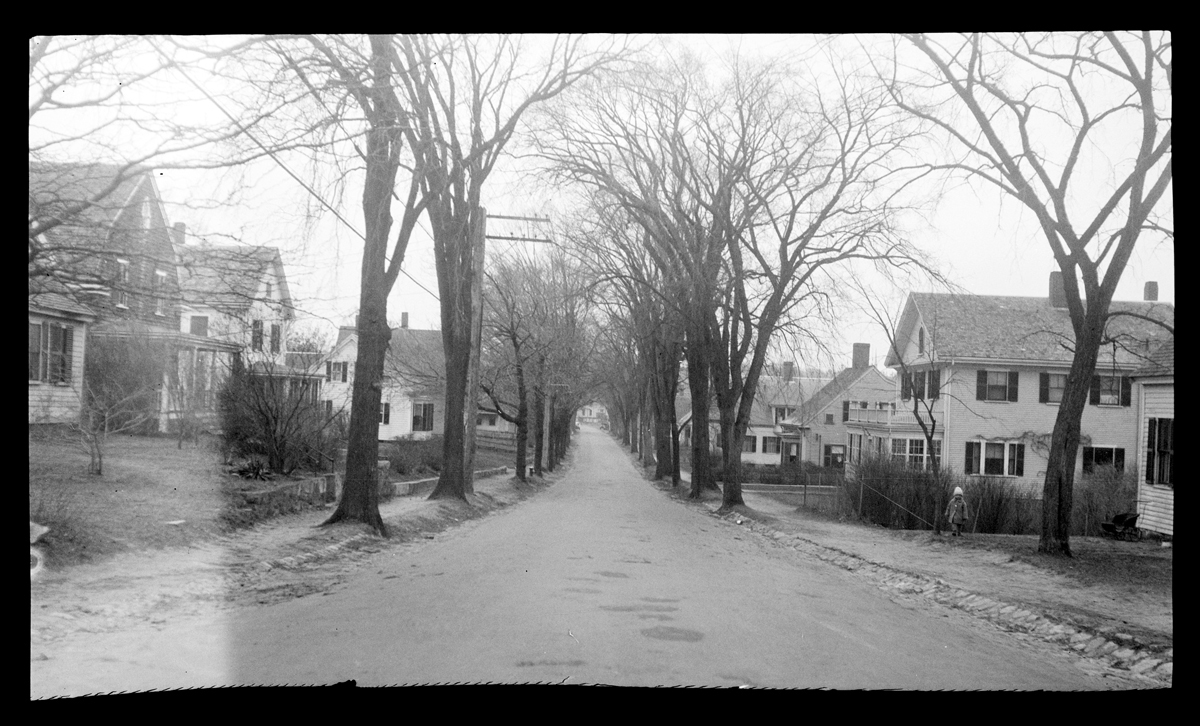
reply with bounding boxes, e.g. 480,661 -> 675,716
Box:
709,506 -> 1172,686
257,467 -> 511,571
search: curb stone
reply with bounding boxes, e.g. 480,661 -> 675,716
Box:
699,501 -> 1171,686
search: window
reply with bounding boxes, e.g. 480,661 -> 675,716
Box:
326,361 -> 346,382
774,406 -> 796,424
251,320 -> 263,351
1145,418 -> 1173,487
1039,372 -> 1067,403
379,402 -> 390,425
1090,375 -> 1131,407
742,436 -> 757,453
1082,446 -> 1125,474
190,316 -> 208,337
889,437 -> 936,469
153,269 -> 167,315
824,444 -> 846,468
477,413 -> 498,427
901,370 -> 941,401
976,370 -> 1019,402
413,402 -> 435,432
270,323 -> 281,354
28,322 -> 73,384
847,433 -> 863,463
115,259 -> 130,308
762,437 -> 781,454
825,413 -> 835,425
964,441 -> 1025,476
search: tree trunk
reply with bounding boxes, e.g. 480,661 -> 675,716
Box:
718,410 -> 746,511
514,365 -> 529,481
685,338 -> 715,499
533,382 -> 546,477
1039,317 -> 1104,556
430,325 -> 472,500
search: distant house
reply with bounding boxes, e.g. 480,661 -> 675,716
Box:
28,289 -> 96,424
1132,339 -> 1173,537
678,362 -> 833,467
575,402 -> 608,426
845,274 -> 1174,490
319,320 -> 446,441
174,239 -> 319,421
777,344 -> 896,468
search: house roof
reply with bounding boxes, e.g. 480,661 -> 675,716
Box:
285,351 -> 325,374
29,162 -> 148,232
676,374 -> 833,427
791,366 -> 890,427
89,319 -> 240,351
889,292 -> 1174,368
327,326 -> 445,395
29,291 -> 96,320
175,244 -> 293,318
1131,338 -> 1174,379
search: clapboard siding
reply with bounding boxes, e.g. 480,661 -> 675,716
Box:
1136,379 -> 1173,536
1138,485 -> 1174,537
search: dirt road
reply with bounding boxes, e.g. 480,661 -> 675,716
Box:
32,428 -> 1135,693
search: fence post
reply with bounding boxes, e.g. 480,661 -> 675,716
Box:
803,476 -> 808,508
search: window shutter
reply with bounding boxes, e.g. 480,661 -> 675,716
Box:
1120,375 -> 1131,407
964,441 -> 975,475
62,326 -> 73,384
341,362 -> 347,382
902,374 -> 912,401
1114,448 -> 1125,472
326,361 -> 332,381
976,370 -> 987,400
929,369 -> 940,400
842,400 -> 850,422
1007,371 -> 1019,402
252,320 -> 263,351
1039,372 -> 1049,403
270,324 -> 281,354
48,325 -> 63,382
383,402 -> 390,425
1010,443 -> 1025,476
1089,375 -> 1100,405
1145,418 -> 1157,483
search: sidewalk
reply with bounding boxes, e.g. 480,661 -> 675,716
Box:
670,472 -> 1171,685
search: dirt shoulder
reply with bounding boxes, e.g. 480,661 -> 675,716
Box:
655,479 -> 1171,685
31,465 -> 564,662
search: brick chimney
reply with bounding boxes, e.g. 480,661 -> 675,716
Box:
172,222 -> 186,246
852,343 -> 870,369
400,312 -> 409,329
1144,281 -> 1158,302
1049,271 -> 1068,308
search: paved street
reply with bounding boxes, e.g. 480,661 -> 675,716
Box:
32,427 -> 1108,693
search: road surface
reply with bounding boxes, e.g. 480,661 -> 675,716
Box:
33,426 -> 1108,692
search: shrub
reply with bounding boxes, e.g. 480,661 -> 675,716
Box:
1072,465 -> 1138,536
384,436 -> 444,478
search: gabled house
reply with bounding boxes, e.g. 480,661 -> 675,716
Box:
319,318 -> 446,441
845,274 -> 1174,491
29,163 -> 239,433
678,362 -> 833,467
777,344 -> 896,468
1132,338 -> 1173,537
174,238 -> 319,419
28,287 -> 96,424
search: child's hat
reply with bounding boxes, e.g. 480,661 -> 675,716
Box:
953,486 -> 963,496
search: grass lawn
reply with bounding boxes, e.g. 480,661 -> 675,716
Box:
31,431 -> 524,568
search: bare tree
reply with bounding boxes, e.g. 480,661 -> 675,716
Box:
883,32 -> 1172,555
536,47 -> 931,509
380,34 -> 628,501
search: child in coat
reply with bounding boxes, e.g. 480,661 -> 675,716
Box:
946,486 -> 970,536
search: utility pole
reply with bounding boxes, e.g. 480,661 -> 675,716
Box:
466,212 -> 553,477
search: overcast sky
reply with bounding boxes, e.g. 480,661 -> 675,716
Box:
38,34 -> 1173,372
